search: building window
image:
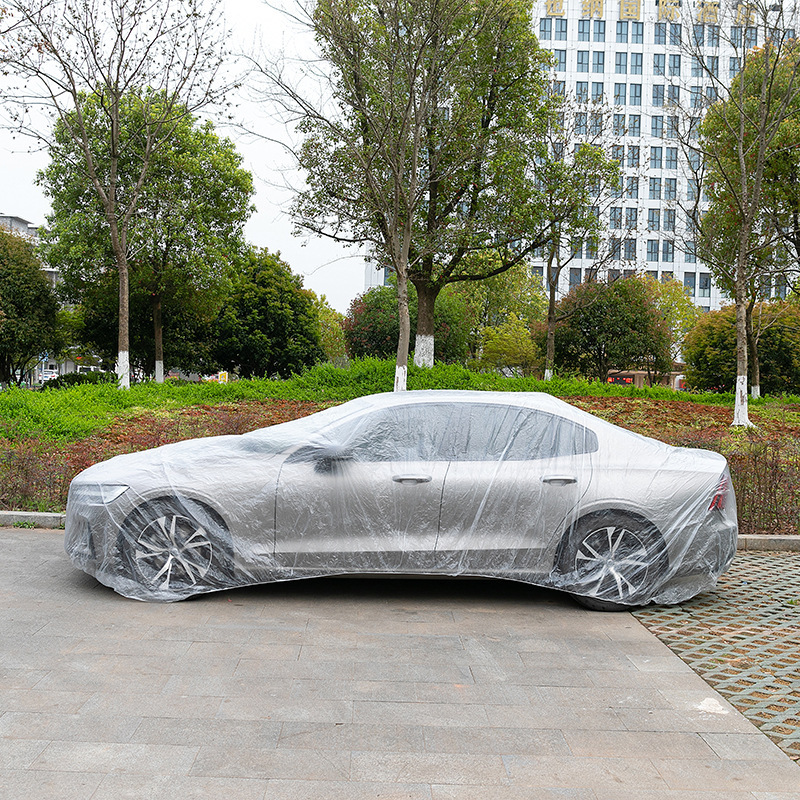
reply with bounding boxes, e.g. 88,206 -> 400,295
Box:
731,26 -> 742,48
627,146 -> 639,167
571,238 -> 583,258
665,147 -> 678,169
649,177 -> 662,200
554,50 -> 566,71
647,240 -> 659,261
669,54 -> 681,76
614,83 -> 626,104
591,82 -> 604,102
539,18 -> 552,40
593,52 -> 605,73
611,144 -> 624,163
594,19 -> 605,41
745,26 -> 758,50
661,271 -> 674,282
625,207 -> 638,228
632,21 -> 643,44
608,268 -> 621,280
577,51 -> 589,72
575,112 -> 587,134
590,109 -> 603,133
664,208 -> 676,231
626,176 -> 639,198
646,270 -> 658,280
652,85 -> 664,106
576,81 -> 589,102
555,18 -> 567,41
684,272 -> 696,295
551,80 -> 566,97
655,22 -> 666,45
706,86 -> 718,104
691,86 -> 702,108
654,53 -> 665,75
667,85 -> 680,105
669,24 -> 681,46
650,146 -> 662,168
610,206 -> 622,228
708,56 -> 719,77
688,179 -> 699,201
624,238 -> 636,260
628,114 -> 641,136
616,21 -> 628,43
578,19 -> 590,41
629,83 -> 642,105
685,241 -> 697,263
610,238 -> 621,260
666,116 -> 679,138
692,55 -> 703,77
569,267 -> 582,287
630,52 -> 643,74
648,208 -> 660,230
708,25 -> 720,47
699,272 -> 711,297
651,115 -> 664,137
693,24 -> 704,47
664,178 -> 677,200
613,113 -> 626,135
616,52 -> 627,73
662,240 -> 675,262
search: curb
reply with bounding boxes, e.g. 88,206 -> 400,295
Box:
0,511 -> 65,529
1,512 -> 799,551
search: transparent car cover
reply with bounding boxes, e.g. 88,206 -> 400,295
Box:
64,391 -> 738,606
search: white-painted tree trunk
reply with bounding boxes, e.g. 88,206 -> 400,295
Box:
155,360 -> 164,384
543,367 -> 553,382
394,364 -> 407,392
732,374 -> 752,426
750,384 -> 760,399
413,334 -> 434,368
117,350 -> 130,390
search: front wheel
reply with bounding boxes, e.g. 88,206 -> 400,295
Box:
119,497 -> 233,599
555,511 -> 668,610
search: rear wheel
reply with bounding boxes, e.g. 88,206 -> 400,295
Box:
119,497 -> 232,599
556,511 -> 668,610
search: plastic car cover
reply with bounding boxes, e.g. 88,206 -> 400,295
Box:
64,391 -> 738,606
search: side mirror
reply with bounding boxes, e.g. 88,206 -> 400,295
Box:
287,443 -> 354,472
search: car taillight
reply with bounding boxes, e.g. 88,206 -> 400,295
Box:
709,476 -> 728,511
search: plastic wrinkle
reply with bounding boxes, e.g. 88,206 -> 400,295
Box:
64,391 -> 738,606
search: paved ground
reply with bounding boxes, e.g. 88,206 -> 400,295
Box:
1,529 -> 799,799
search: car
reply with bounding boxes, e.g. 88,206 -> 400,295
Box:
64,390 -> 738,608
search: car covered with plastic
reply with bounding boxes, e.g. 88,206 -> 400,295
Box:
65,391 -> 738,608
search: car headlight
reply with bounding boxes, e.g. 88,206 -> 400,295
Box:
69,483 -> 130,506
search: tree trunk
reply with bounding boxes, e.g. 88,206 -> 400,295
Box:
745,300 -> 760,399
732,258 -> 751,426
544,276 -> 558,382
395,270 -> 411,391
115,252 -> 131,390
413,282 -> 439,368
153,292 -> 164,383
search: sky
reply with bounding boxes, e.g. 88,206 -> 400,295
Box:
0,0 -> 373,313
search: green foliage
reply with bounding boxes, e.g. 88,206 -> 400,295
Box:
211,249 -> 325,379
343,284 -> 471,364
553,277 -> 673,383
38,93 -> 254,375
311,294 -> 347,364
684,302 -> 800,394
478,314 -> 540,377
0,229 -> 60,385
40,371 -> 116,391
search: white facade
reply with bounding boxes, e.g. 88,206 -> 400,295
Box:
533,0 -> 795,310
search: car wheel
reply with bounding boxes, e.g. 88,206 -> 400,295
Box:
555,511 -> 668,610
119,496 -> 233,599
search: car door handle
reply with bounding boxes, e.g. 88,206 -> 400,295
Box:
392,475 -> 433,485
541,475 -> 578,486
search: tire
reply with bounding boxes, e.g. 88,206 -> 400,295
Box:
119,496 -> 233,599
555,511 -> 668,610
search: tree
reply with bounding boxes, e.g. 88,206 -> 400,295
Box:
262,0 -> 556,390
211,249 -> 324,379
478,313 -> 540,377
343,283 -> 471,365
312,294 -> 347,365
39,96 -> 254,381
684,301 -> 800,395
553,277 -> 672,383
682,4 -> 800,424
1,0 -> 230,388
0,228 -> 59,385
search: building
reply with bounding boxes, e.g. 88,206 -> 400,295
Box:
532,0 -> 796,311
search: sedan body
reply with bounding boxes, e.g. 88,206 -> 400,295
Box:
65,391 -> 738,608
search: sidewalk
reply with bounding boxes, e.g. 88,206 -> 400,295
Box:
0,527 -> 798,799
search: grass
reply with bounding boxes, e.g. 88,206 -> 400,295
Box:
2,358 -> 799,534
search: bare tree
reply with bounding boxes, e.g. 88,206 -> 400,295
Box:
1,0 -> 231,388
677,0 -> 800,424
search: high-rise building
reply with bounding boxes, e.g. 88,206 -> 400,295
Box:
532,0 -> 796,311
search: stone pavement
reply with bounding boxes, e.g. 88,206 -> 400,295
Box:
1,528 -> 799,799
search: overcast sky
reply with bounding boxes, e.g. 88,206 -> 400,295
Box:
0,0 -> 371,313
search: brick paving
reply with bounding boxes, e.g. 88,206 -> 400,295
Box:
635,551 -> 800,762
